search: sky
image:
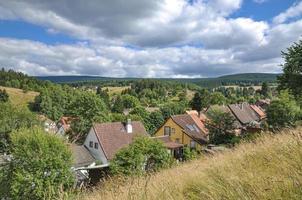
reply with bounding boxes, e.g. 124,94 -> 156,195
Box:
0,0 -> 301,78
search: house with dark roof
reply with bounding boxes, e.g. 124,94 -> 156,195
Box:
154,114 -> 208,152
83,119 -> 148,165
204,105 -> 243,135
227,103 -> 266,132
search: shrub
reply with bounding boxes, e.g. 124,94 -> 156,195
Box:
0,128 -> 75,199
267,90 -> 300,130
110,136 -> 172,175
183,146 -> 197,161
0,89 -> 9,103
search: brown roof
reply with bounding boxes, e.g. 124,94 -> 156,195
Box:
205,105 -> 242,129
250,105 -> 266,119
70,145 -> 95,168
228,103 -> 260,125
171,114 -> 208,144
152,136 -> 183,149
93,121 -> 148,160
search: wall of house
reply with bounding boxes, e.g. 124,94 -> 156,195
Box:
84,128 -> 108,164
155,118 -> 203,151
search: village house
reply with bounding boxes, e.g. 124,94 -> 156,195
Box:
152,135 -> 184,160
204,103 -> 266,134
228,103 -> 264,132
204,105 -> 243,135
154,114 -> 208,152
83,119 -> 148,165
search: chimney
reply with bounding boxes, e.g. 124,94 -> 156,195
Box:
126,119 -> 133,134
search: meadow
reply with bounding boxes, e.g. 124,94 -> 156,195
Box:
79,128 -> 302,200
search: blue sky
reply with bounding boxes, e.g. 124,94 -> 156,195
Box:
0,0 -> 301,77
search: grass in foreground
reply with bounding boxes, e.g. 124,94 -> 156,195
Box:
0,86 -> 39,108
79,128 -> 302,200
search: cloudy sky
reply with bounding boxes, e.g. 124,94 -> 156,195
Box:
0,0 -> 301,78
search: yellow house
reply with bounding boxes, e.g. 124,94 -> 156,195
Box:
155,114 -> 208,152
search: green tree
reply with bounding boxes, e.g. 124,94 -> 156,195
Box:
0,128 -> 74,199
160,102 -> 186,120
122,94 -> 140,109
0,89 -> 9,102
0,102 -> 39,153
112,96 -> 124,113
260,82 -> 270,98
110,136 -> 172,175
210,92 -> 226,105
190,92 -> 202,112
96,87 -> 110,105
266,90 -> 300,129
205,109 -> 239,145
148,111 -> 165,135
278,40 -> 302,98
69,93 -> 109,141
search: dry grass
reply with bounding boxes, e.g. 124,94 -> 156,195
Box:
103,86 -> 130,96
0,86 -> 39,108
221,85 -> 262,90
79,128 -> 302,200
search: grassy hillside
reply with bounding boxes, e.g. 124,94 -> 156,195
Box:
79,128 -> 302,200
0,86 -> 39,108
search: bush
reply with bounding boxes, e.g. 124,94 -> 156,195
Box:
205,108 -> 239,146
0,89 -> 9,102
110,136 -> 172,175
183,147 -> 197,161
0,128 -> 75,199
0,102 -> 40,153
267,90 -> 300,130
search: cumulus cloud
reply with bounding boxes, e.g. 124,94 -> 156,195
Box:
273,1 -> 302,24
0,0 -> 301,77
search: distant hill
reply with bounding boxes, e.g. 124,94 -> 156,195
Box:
36,73 -> 280,88
218,73 -> 279,81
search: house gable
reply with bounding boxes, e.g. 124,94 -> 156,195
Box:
155,117 -> 204,150
84,127 -> 108,164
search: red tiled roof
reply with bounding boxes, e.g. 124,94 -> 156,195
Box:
152,136 -> 183,149
250,105 -> 266,119
59,116 -> 76,131
93,121 -> 148,160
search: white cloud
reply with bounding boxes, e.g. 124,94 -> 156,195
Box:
0,0 -> 301,77
253,0 -> 268,4
273,1 -> 302,24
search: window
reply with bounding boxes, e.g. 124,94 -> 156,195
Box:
89,141 -> 93,148
164,126 -> 171,136
190,140 -> 196,149
175,138 -> 180,143
94,142 -> 98,149
171,128 -> 175,134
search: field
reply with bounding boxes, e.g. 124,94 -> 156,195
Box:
79,128 -> 302,200
0,86 -> 39,108
222,85 -> 262,90
103,86 -> 130,96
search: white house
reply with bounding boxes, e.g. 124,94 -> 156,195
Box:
83,119 -> 148,164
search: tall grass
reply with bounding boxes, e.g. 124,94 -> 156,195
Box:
79,128 -> 302,200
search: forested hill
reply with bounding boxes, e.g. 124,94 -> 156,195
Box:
36,73 -> 280,87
